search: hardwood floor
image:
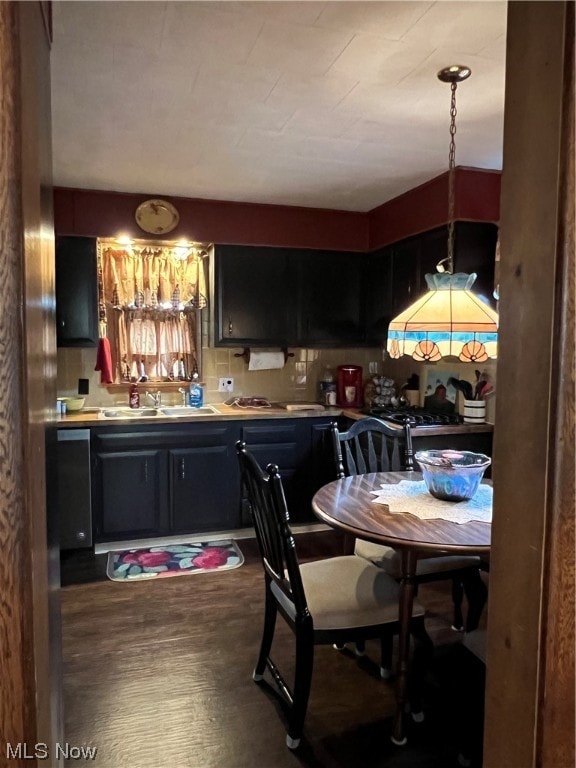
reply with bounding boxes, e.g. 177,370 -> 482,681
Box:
61,532 -> 485,767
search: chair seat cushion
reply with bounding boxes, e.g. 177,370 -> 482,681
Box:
271,555 -> 425,632
354,539 -> 481,578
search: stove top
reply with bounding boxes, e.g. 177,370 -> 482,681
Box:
363,405 -> 464,427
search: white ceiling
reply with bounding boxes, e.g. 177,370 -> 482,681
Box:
51,1 -> 507,213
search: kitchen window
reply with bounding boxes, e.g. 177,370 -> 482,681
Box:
97,238 -> 208,384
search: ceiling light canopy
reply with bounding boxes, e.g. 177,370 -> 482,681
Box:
387,65 -> 499,363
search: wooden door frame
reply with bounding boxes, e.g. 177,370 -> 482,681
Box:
0,3 -> 60,765
485,3 -> 575,767
0,2 -> 574,767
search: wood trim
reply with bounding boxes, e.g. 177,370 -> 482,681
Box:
0,3 -> 60,765
0,3 -> 37,759
538,3 -> 575,764
19,0 -> 62,760
484,4 -> 575,766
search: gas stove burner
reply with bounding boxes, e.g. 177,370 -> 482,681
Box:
363,405 -> 464,427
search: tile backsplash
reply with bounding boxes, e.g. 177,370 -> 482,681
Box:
57,343 -> 496,423
56,345 -> 386,407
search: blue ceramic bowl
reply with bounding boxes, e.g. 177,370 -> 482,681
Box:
415,449 -> 491,502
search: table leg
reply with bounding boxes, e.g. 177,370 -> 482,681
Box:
391,548 -> 418,746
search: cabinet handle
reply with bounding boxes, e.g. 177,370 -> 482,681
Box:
143,458 -> 148,484
228,316 -> 233,336
180,458 -> 185,480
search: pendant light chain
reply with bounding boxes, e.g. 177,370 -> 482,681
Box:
447,81 -> 458,274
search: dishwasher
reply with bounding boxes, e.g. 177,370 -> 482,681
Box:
57,429 -> 92,549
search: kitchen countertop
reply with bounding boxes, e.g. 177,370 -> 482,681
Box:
57,405 -> 494,435
57,403 -> 340,427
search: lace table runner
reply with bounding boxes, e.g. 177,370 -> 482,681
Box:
371,480 -> 492,524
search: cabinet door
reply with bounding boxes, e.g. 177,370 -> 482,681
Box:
170,443 -> 240,533
96,449 -> 167,539
454,222 -> 498,308
389,229 -> 446,317
296,249 -> 366,346
213,245 -> 296,346
364,247 -> 393,344
388,224 -> 498,319
56,236 -> 99,347
241,418 -> 334,524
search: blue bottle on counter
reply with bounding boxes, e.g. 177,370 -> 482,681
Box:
189,373 -> 204,408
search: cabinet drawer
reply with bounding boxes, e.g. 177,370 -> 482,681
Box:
247,443 -> 299,469
94,424 -> 235,451
242,423 -> 298,445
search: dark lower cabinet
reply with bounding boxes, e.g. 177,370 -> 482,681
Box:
97,449 -> 168,538
89,415 -> 335,542
92,422 -> 241,542
71,415 -> 495,544
241,417 -> 335,523
169,444 -> 238,533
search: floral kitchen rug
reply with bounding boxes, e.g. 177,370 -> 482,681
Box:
106,540 -> 244,582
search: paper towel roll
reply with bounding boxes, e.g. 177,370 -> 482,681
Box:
248,351 -> 285,371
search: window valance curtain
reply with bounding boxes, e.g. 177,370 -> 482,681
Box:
97,240 -> 208,383
99,242 -> 207,310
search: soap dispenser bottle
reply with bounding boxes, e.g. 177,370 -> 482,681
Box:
189,373 -> 204,408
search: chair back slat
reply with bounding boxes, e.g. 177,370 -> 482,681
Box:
236,441 -> 309,619
378,436 -> 391,472
331,417 -> 412,478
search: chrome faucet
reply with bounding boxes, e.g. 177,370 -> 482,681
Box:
178,387 -> 188,406
145,390 -> 162,408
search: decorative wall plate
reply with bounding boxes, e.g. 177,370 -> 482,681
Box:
135,199 -> 179,234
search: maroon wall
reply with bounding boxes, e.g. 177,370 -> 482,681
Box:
53,188 -> 369,252
53,166 -> 500,252
368,167 -> 501,250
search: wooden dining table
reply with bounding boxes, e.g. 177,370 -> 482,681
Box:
311,470 -> 491,746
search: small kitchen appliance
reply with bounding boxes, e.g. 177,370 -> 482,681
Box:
336,365 -> 363,408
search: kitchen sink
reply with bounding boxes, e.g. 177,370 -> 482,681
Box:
99,404 -> 220,419
101,408 -> 159,418
160,405 -> 220,416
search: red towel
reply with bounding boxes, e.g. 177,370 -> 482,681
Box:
95,338 -> 114,384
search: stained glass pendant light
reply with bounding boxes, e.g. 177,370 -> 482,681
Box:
386,66 -> 498,363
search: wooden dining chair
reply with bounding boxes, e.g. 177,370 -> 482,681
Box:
236,440 -> 432,749
331,418 -> 488,633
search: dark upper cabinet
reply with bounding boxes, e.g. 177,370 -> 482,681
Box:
390,227 -> 448,318
211,223 -> 497,348
453,222 -> 498,307
364,248 -> 392,344
213,245 -> 368,347
365,222 -> 498,344
55,235 -> 99,347
294,249 -> 366,346
212,244 -> 297,346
